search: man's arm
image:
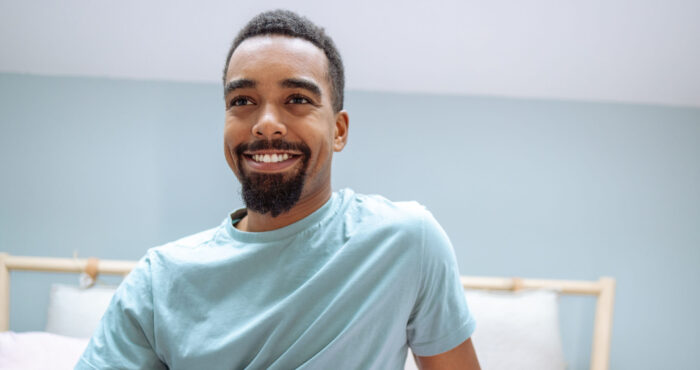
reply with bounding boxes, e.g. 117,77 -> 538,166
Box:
406,207 -> 480,369
414,338 -> 481,370
76,253 -> 166,370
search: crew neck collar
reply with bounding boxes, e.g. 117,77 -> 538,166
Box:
224,190 -> 344,243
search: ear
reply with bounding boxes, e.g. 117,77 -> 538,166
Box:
333,110 -> 349,152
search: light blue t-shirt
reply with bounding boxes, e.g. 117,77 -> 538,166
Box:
77,189 -> 475,369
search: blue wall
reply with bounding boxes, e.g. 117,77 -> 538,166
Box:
1,73 -> 698,369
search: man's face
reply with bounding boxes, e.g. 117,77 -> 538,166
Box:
223,35 -> 346,216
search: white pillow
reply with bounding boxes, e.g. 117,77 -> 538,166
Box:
405,289 -> 566,370
45,283 -> 118,338
0,331 -> 89,370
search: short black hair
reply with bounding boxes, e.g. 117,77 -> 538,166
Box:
223,10 -> 345,112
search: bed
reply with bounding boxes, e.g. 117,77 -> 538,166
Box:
0,253 -> 615,370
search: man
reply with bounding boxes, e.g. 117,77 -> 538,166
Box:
77,10 -> 479,370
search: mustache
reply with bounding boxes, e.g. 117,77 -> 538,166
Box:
234,139 -> 311,158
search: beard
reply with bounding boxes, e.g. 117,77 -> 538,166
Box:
234,139 -> 311,217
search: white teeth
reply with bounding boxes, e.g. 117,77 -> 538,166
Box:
252,153 -> 292,163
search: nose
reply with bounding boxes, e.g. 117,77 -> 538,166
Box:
252,103 -> 287,140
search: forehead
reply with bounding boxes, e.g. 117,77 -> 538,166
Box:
225,35 -> 329,90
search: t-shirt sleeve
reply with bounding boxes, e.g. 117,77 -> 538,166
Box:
75,252 -> 167,370
406,210 -> 476,357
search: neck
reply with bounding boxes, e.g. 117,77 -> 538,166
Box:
236,183 -> 332,232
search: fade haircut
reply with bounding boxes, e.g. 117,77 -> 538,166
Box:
223,9 -> 345,112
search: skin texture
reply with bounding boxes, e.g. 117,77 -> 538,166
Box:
414,338 -> 481,369
223,35 -> 480,368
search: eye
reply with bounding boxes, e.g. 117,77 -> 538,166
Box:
229,96 -> 254,107
287,94 -> 311,105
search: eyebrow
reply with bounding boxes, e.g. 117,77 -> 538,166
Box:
223,77 -> 323,100
280,78 -> 322,99
224,79 -> 255,96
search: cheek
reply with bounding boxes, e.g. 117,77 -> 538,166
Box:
223,118 -> 250,149
308,133 -> 335,171
223,122 -> 246,176
223,126 -> 235,148
223,138 -> 239,177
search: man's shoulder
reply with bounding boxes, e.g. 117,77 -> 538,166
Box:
342,189 -> 431,230
170,226 -> 223,248
147,223 -> 226,260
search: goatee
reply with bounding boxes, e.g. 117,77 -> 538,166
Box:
234,139 -> 311,217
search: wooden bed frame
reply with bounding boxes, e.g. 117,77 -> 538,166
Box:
0,253 -> 615,370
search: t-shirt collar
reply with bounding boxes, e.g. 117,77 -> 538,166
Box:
224,191 -> 343,243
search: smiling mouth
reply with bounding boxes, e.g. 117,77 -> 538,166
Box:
241,150 -> 303,172
243,151 -> 301,163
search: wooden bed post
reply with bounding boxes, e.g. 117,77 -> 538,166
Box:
590,277 -> 616,370
0,253 -> 10,332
